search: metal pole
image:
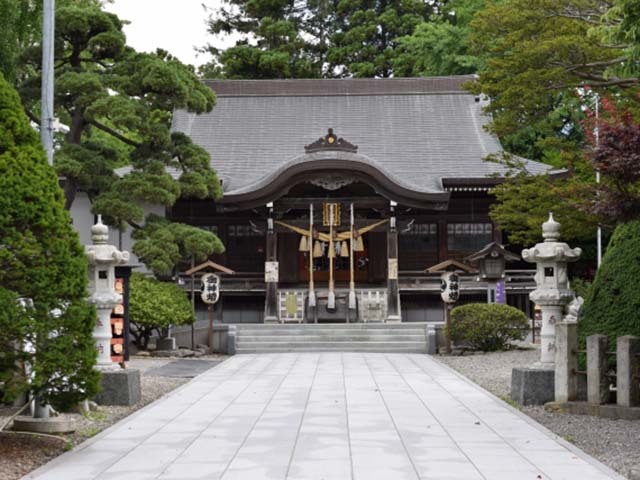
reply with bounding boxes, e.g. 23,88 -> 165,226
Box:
41,0 -> 55,166
190,257 -> 195,350
595,93 -> 602,268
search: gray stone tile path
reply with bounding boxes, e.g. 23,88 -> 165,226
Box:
25,353 -> 624,480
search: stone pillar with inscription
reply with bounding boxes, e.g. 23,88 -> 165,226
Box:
386,201 -> 401,323
264,203 -> 279,323
511,213 -> 581,405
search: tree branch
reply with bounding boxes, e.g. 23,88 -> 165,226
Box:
88,119 -> 142,148
24,108 -> 40,126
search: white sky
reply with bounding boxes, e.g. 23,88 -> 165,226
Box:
104,0 -> 235,67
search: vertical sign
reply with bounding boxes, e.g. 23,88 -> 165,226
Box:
495,279 -> 506,304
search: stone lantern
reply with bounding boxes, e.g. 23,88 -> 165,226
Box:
85,215 -> 129,370
522,213 -> 581,366
466,242 -> 520,303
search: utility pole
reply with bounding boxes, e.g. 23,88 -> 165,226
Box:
595,93 -> 602,268
41,0 -> 55,166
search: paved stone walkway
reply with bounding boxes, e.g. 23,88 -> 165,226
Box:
26,353 -> 623,480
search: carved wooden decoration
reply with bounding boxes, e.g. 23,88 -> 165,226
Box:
305,128 -> 358,153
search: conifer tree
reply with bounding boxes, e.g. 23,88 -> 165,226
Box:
0,73 -> 99,409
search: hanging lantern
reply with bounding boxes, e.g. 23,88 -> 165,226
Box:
354,233 -> 364,252
313,240 -> 323,257
340,241 -> 349,257
298,235 -> 308,252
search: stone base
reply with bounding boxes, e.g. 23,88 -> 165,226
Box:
511,367 -> 555,406
155,337 -> 176,351
95,369 -> 141,406
13,415 -> 76,434
545,401 -> 640,420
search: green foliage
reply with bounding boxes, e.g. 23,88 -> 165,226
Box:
205,0 -> 441,78
0,0 -> 39,82
490,173 -> 598,248
205,0 -> 322,78
14,3 -> 224,274
579,220 -> 640,346
571,277 -> 592,300
129,273 -> 195,349
393,21 -> 477,77
448,303 -> 528,351
393,0 -> 483,77
131,216 -> 225,277
0,73 -> 99,409
328,0 -> 436,77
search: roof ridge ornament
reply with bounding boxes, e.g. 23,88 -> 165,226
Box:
305,128 -> 358,154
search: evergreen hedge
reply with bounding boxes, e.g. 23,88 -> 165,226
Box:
448,303 -> 528,352
579,220 -> 640,345
0,73 -> 99,409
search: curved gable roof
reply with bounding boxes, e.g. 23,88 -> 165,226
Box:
171,76 -> 554,200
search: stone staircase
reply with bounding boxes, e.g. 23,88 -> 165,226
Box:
234,323 -> 429,353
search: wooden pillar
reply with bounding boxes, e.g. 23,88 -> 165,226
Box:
387,202 -> 401,323
264,203 -> 279,323
437,218 -> 448,263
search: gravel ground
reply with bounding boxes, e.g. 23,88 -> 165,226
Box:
0,355 -> 226,480
437,346 -> 640,480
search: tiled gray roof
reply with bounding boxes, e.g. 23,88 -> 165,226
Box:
171,76 -> 553,195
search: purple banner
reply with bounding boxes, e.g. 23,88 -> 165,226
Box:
495,280 -> 506,304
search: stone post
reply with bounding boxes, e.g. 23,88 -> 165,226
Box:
616,335 -> 640,407
386,202 -> 400,323
555,322 -> 578,403
85,216 -> 129,370
587,334 -> 610,405
522,213 -> 581,367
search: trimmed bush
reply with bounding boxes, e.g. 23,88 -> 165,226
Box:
579,220 -> 640,346
448,303 -> 528,352
129,273 -> 195,349
0,73 -> 99,409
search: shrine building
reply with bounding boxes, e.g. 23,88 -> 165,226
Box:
170,75 -> 562,324
72,75 -> 559,325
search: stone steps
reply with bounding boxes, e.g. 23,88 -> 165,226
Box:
234,323 -> 428,353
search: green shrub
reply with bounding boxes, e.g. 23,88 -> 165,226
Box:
579,220 -> 640,346
0,73 -> 99,410
129,273 -> 195,349
448,303 -> 528,351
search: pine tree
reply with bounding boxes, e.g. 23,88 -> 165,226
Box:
16,3 -> 224,276
327,0 -> 436,77
0,73 -> 100,409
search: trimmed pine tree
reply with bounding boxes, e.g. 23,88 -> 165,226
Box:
0,73 -> 99,410
579,220 -> 640,346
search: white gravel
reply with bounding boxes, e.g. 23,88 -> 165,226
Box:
437,347 -> 640,480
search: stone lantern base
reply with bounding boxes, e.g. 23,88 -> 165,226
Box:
94,369 -> 141,406
511,366 -> 555,406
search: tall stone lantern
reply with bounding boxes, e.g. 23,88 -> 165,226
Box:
85,216 -> 130,370
522,213 -> 581,366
